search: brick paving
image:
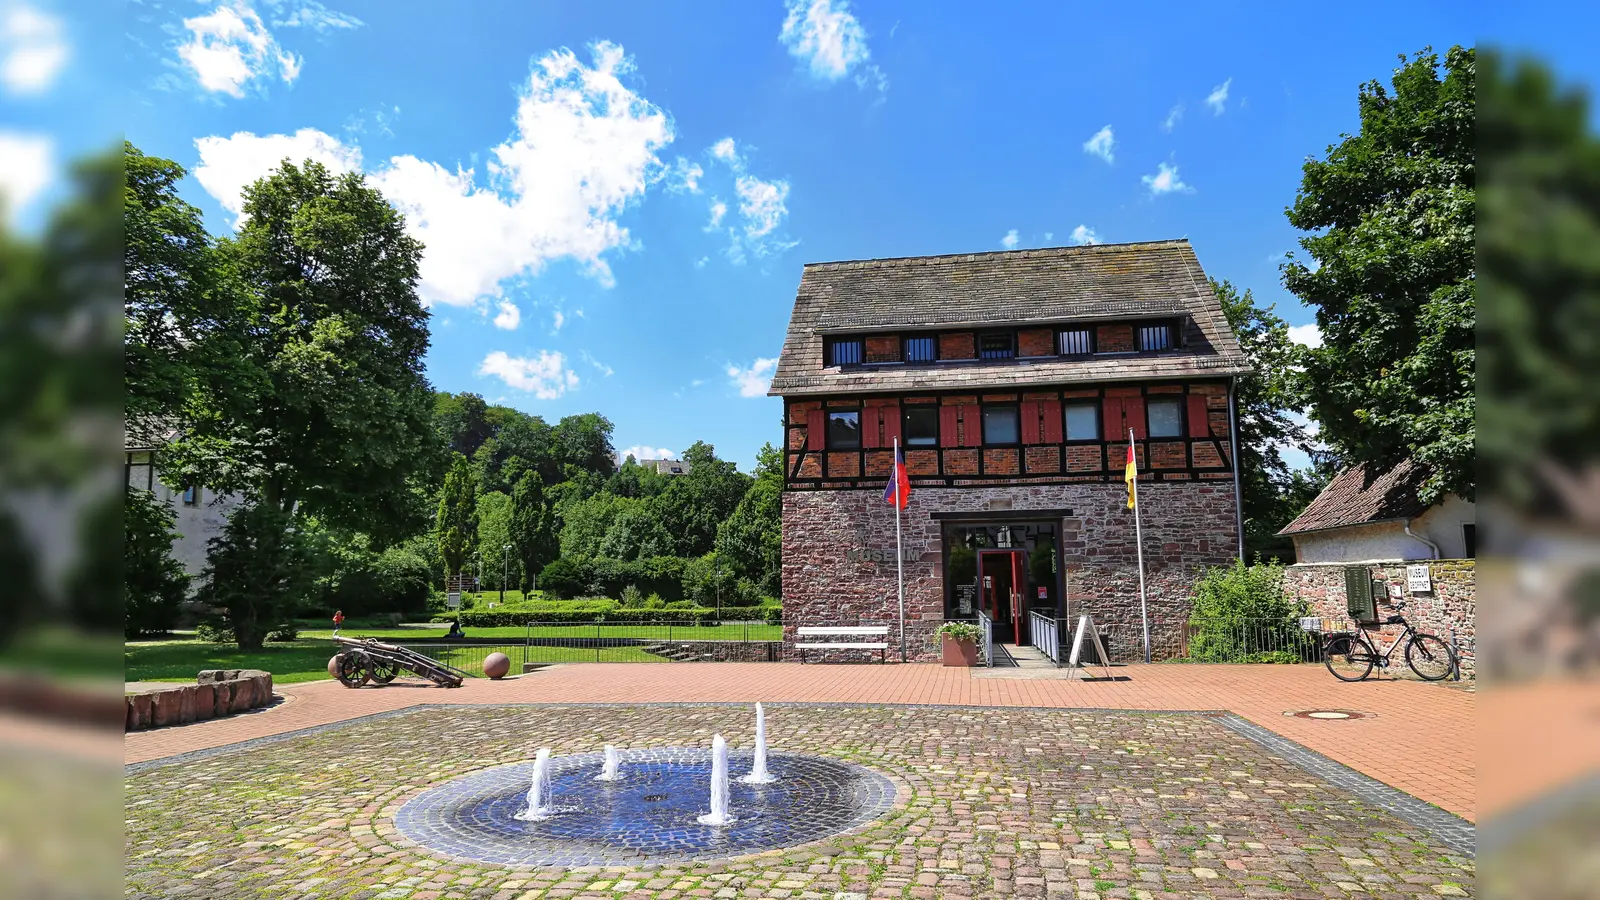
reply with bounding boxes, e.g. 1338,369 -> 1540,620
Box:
125,662 -> 1476,822
126,703 -> 1475,900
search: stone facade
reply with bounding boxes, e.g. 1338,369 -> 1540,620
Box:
125,669 -> 275,731
1285,561 -> 1475,678
782,482 -> 1240,661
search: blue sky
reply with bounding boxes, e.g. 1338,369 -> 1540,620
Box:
2,1 -> 1502,470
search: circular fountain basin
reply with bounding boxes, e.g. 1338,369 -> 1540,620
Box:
393,747 -> 897,866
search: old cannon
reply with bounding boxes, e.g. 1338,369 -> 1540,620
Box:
329,636 -> 468,688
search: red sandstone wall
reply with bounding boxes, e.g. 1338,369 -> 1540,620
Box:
1285,560 -> 1475,677
781,482 -> 1240,661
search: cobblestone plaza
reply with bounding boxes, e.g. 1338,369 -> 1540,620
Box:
126,702 -> 1474,899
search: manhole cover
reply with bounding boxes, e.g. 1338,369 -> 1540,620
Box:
1284,709 -> 1371,721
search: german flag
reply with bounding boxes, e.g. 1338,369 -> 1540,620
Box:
1124,442 -> 1137,509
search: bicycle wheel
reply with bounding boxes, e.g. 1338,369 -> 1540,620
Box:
1324,634 -> 1375,682
1405,633 -> 1456,681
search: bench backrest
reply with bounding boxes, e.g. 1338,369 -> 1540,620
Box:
796,626 -> 889,637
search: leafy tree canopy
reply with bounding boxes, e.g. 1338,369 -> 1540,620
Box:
1283,46 -> 1475,505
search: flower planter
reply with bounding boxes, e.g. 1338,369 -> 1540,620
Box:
941,634 -> 979,667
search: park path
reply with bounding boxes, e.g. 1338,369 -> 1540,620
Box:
124,661 -> 1477,821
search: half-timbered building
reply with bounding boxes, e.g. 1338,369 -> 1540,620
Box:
769,240 -> 1249,661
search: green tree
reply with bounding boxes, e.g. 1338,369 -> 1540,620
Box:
123,487 -> 190,637
1282,46 -> 1475,505
475,490 -> 515,588
1210,279 -> 1324,559
436,454 -> 479,581
559,491 -> 629,558
551,413 -> 618,480
433,391 -> 495,458
714,443 -> 783,595
509,472 -> 560,592
160,158 -> 441,646
656,441 -> 753,557
600,502 -> 675,561
1478,50 -> 1600,522
195,503 -> 314,650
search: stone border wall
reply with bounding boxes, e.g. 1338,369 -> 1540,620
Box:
125,669 -> 275,731
1284,560 -> 1475,678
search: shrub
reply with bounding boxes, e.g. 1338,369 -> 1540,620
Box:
936,621 -> 983,643
619,584 -> 645,608
195,622 -> 235,643
537,557 -> 589,599
124,487 -> 189,637
267,623 -> 299,642
1185,559 -> 1311,663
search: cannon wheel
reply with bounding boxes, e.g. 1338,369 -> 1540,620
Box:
335,652 -> 370,688
367,659 -> 400,684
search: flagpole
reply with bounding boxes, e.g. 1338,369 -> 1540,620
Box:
894,436 -> 906,663
1131,428 -> 1150,664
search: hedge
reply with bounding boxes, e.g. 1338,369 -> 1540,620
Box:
429,602 -> 781,627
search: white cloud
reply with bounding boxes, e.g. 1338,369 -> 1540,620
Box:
1287,323 -> 1322,349
195,42 -> 675,307
1141,162 -> 1193,196
704,198 -> 727,231
0,130 -> 51,220
492,300 -> 520,330
478,350 -> 578,399
579,349 -> 614,377
1082,125 -> 1114,164
999,229 -> 1019,250
727,357 -> 778,397
779,0 -> 878,88
265,0 -> 363,33
177,2 -> 302,97
551,310 -> 565,333
1206,77 -> 1232,115
710,137 -> 739,166
694,256 -> 709,268
1043,231 -> 1054,242
736,175 -> 787,239
620,445 -> 674,461
667,156 -> 704,193
193,128 -> 363,221
1069,224 -> 1100,246
1162,104 -> 1183,131
0,3 -> 68,95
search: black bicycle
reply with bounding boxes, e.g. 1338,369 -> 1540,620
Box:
1322,602 -> 1457,682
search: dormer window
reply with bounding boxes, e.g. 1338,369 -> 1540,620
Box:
978,332 -> 1015,360
904,336 -> 936,363
1138,324 -> 1172,351
1057,328 -> 1092,355
827,338 -> 863,366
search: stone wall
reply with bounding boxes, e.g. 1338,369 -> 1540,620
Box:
781,481 -> 1239,661
125,668 -> 275,731
1285,561 -> 1475,678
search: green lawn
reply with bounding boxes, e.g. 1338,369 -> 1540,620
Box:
301,622 -> 783,641
125,635 -> 677,684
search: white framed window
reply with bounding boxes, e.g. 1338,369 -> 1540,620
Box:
1057,329 -> 1092,355
1138,324 -> 1172,351
1147,398 -> 1182,438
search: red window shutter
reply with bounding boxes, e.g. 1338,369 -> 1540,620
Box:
1041,399 -> 1063,443
1101,396 -> 1124,441
861,406 -> 881,449
1187,394 -> 1210,438
1124,395 -> 1148,440
882,404 -> 903,447
962,405 -> 982,447
939,405 -> 960,447
1020,400 -> 1041,444
807,408 -> 827,451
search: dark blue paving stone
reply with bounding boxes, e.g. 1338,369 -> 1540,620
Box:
394,747 -> 897,866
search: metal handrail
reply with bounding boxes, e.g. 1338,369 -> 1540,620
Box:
1028,610 -> 1061,665
976,608 -> 994,668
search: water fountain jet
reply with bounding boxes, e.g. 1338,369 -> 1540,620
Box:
739,703 -> 777,784
513,748 -> 553,820
596,744 -> 622,781
696,734 -> 736,826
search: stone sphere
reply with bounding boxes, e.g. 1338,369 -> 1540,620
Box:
483,652 -> 511,680
327,655 -> 344,679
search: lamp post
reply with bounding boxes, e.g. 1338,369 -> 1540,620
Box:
501,544 -> 511,605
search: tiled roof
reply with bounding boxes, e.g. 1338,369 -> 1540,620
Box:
769,240 -> 1249,396
1278,459 -> 1432,536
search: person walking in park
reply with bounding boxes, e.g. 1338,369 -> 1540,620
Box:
332,610 -> 345,637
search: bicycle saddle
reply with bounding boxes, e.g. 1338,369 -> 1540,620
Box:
1383,615 -> 1405,625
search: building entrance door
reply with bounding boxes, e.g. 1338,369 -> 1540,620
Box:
977,549 -> 1028,645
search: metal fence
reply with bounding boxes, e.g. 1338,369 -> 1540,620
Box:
977,609 -> 994,668
375,620 -> 783,674
1082,617 -> 1322,664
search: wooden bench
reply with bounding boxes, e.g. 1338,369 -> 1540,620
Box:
796,626 -> 890,663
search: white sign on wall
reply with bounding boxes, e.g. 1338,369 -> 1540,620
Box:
446,591 -> 462,608
1406,565 -> 1432,594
